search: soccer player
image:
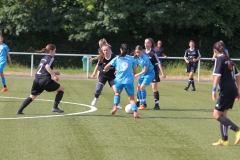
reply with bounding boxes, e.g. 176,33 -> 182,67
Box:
90,45 -> 117,106
212,40 -> 229,92
0,35 -> 12,92
211,41 -> 240,146
137,38 -> 166,110
133,45 -> 154,109
16,44 -> 65,114
104,43 -> 140,118
90,38 -> 112,62
183,40 -> 201,91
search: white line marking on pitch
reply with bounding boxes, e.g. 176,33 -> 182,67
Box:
0,96 -> 97,120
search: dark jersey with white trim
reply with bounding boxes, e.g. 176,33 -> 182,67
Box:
35,55 -> 54,79
213,55 -> 239,95
143,49 -> 161,73
98,54 -> 116,78
184,48 -> 201,63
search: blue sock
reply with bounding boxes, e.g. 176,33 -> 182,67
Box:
114,95 -> 120,106
131,103 -> 137,112
1,77 -> 6,87
141,90 -> 146,104
137,91 -> 142,103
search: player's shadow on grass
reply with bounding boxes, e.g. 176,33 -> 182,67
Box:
147,116 -> 212,120
161,108 -> 213,112
162,108 -> 212,112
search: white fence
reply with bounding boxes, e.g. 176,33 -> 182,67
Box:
9,52 -> 240,81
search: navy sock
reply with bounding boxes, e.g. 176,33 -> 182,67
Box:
18,97 -> 33,112
220,124 -> 228,141
217,115 -> 239,132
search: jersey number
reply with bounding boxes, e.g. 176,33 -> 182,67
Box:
36,63 -> 43,74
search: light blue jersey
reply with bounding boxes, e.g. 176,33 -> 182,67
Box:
110,55 -> 137,84
136,53 -> 154,75
0,43 -> 9,64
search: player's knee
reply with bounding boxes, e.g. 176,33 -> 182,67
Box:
95,83 -> 104,94
58,86 -> 64,92
213,111 -> 220,120
30,95 -> 37,100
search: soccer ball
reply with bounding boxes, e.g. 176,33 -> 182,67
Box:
125,104 -> 134,114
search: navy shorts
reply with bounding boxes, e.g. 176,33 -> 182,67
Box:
31,78 -> 60,95
98,76 -> 115,87
186,62 -> 197,73
214,95 -> 236,111
151,74 -> 160,83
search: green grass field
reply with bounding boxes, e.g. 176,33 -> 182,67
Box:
0,76 -> 240,160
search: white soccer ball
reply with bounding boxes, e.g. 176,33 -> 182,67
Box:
125,104 -> 134,114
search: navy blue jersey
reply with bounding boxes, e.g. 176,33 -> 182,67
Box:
98,54 -> 116,78
35,55 -> 54,79
213,55 -> 239,95
184,48 -> 201,63
143,49 -> 161,73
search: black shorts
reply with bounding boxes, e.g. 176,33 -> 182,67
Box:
98,76 -> 115,87
214,95 -> 236,111
31,78 -> 60,95
151,74 -> 160,83
186,62 -> 197,73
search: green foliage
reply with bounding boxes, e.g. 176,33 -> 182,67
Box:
1,0 -> 240,68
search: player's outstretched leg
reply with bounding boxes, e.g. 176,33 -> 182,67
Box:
16,97 -> 33,114
52,91 -> 64,113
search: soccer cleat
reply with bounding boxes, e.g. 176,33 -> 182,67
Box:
134,112 -> 140,118
235,130 -> 240,145
191,88 -> 196,91
136,101 -> 140,107
1,87 -> 8,92
153,104 -> 160,110
91,98 -> 98,106
212,139 -> 229,146
16,111 -> 24,114
111,106 -> 118,115
138,104 -> 146,110
117,105 -> 122,110
184,87 -> 188,91
52,107 -> 64,113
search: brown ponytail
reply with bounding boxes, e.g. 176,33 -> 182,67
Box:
213,41 -> 233,71
29,44 -> 56,53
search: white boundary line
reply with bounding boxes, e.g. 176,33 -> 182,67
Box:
0,96 -> 97,120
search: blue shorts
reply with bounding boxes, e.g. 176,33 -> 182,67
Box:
0,62 -> 6,73
138,73 -> 154,86
115,81 -> 134,96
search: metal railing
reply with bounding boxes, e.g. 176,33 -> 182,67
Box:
9,52 -> 240,81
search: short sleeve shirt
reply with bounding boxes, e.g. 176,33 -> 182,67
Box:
144,49 -> 161,73
154,46 -> 164,57
0,43 -> 10,64
184,48 -> 201,63
110,55 -> 136,84
35,55 -> 54,79
213,55 -> 239,94
98,54 -> 116,78
135,53 -> 154,75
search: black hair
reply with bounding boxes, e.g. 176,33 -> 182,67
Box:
119,43 -> 128,58
133,45 -> 143,58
